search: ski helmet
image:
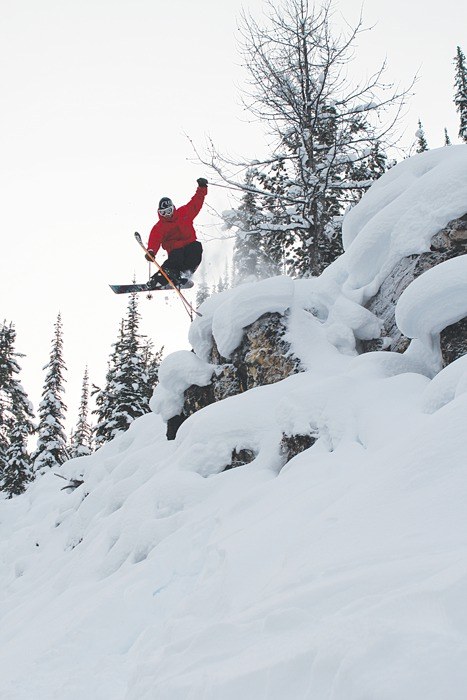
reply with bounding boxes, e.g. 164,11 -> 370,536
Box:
158,197 -> 175,218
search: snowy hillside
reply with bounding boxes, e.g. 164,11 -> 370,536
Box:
1,146 -> 467,699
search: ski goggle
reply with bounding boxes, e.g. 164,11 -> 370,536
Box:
159,204 -> 175,218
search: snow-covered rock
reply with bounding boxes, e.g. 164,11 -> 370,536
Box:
2,147 -> 467,699
361,213 -> 467,355
154,308 -> 305,441
150,147 -> 467,439
341,145 -> 467,300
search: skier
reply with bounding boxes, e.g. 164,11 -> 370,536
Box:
146,178 -> 208,289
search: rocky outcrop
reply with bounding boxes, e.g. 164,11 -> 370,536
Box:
167,213 -> 467,452
440,316 -> 467,367
361,214 -> 467,360
166,312 -> 302,441
211,312 -> 300,392
224,448 -> 256,470
280,432 -> 317,463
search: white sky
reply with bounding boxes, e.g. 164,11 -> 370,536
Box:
1,0 -> 466,433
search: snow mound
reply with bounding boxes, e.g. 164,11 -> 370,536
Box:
396,254 -> 467,338
150,350 -> 214,421
421,354 -> 467,413
189,275 -> 294,360
3,363 -> 467,698
341,145 -> 467,302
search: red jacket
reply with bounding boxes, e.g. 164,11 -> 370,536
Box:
148,186 -> 207,255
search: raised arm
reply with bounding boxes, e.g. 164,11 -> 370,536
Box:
182,179 -> 208,219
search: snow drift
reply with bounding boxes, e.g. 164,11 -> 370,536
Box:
1,146 -> 467,699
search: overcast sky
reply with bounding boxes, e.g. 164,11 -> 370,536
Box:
1,0 -> 466,433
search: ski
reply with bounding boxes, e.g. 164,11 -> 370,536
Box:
110,282 -> 151,295
110,280 -> 194,295
133,231 -> 202,318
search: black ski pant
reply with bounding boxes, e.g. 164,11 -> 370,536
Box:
151,241 -> 203,285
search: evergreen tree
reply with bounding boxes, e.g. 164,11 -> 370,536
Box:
416,119 -> 429,152
0,322 -> 35,495
111,292 -> 150,430
346,141 -> 389,198
93,294 -> 163,446
33,313 -> 68,473
0,323 -> 10,482
444,127 -> 452,146
216,262 -> 231,293
249,158 -> 296,275
196,268 -> 211,305
70,366 -> 93,458
0,423 -> 7,486
226,168 -> 285,283
222,260 -> 231,291
454,46 -> 467,143
3,421 -> 33,497
92,322 -> 124,447
141,339 -> 164,406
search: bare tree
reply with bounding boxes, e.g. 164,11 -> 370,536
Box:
200,0 -> 412,277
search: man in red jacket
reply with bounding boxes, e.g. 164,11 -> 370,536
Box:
146,178 -> 207,289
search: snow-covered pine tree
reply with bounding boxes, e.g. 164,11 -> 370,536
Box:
252,157 -> 299,275
216,261 -> 231,293
33,313 -> 68,473
444,128 -> 452,146
227,184 -> 262,284
92,293 -> 163,447
0,322 -> 10,483
346,141 -> 389,197
208,0 -> 407,277
0,420 -> 6,486
196,268 -> 211,305
3,421 -> 33,497
226,168 -> 286,283
0,322 -> 36,495
141,339 -> 164,406
416,119 -> 429,152
223,260 -> 232,291
92,321 -> 125,447
454,46 -> 467,143
70,366 -> 93,458
110,291 -> 150,431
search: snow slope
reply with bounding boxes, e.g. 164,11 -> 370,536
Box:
1,146 -> 467,699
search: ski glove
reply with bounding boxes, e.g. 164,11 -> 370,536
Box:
197,177 -> 208,188
145,249 -> 156,261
